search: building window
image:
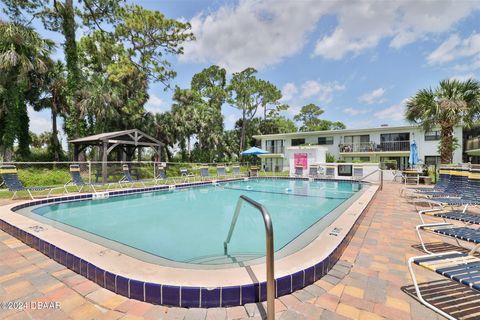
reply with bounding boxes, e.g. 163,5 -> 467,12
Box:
291,138 -> 305,146
425,156 -> 440,166
425,131 -> 441,141
380,132 -> 410,142
318,137 -> 334,145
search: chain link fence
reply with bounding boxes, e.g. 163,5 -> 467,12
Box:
0,161 -> 273,188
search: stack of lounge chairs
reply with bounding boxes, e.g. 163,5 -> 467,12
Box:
408,166 -> 480,320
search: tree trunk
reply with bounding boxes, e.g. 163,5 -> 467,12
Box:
239,109 -> 246,154
51,105 -> 60,161
439,125 -> 454,164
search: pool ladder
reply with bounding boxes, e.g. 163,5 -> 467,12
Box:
224,195 -> 275,320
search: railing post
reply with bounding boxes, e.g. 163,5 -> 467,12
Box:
224,195 -> 275,320
380,169 -> 383,190
88,161 -> 92,185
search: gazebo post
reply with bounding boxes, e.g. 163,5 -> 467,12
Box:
73,144 -> 79,161
102,140 -> 108,183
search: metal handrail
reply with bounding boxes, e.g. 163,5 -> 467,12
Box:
224,195 -> 275,320
357,168 -> 383,190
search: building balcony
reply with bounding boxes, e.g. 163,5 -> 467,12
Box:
265,146 -> 284,154
339,141 -> 410,153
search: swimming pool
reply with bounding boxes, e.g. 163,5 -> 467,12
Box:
18,178 -> 361,268
2,177 -> 378,307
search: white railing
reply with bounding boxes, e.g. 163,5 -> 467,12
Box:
339,141 -> 410,152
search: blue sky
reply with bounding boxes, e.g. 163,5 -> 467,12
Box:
16,0 -> 480,143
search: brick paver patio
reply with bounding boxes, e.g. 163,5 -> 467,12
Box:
1,182 -> 475,319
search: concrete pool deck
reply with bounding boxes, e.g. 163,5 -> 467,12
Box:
0,183 -> 476,319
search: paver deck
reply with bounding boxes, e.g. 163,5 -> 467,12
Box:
0,183 -> 476,319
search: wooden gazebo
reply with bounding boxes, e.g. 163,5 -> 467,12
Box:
70,129 -> 163,182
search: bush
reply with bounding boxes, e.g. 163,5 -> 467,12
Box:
326,153 -> 336,163
382,160 -> 397,170
17,168 -> 70,187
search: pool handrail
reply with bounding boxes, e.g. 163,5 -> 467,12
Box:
223,195 -> 275,320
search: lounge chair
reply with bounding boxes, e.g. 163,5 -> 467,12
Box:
119,165 -> 147,188
408,248 -> 480,320
64,164 -> 116,193
0,165 -> 63,199
412,167 -> 468,198
412,168 -> 479,212
199,166 -> 211,181
401,167 -> 451,197
308,165 -> 319,178
415,221 -> 480,255
154,167 -> 171,185
250,166 -> 259,177
320,166 -> 335,179
217,166 -> 227,179
232,165 -> 241,177
180,167 -> 195,182
294,165 -> 304,177
353,166 -> 364,180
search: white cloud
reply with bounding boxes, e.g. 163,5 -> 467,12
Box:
428,33 -> 480,70
450,73 -> 478,82
358,88 -> 386,105
145,94 -> 165,114
314,1 -> 479,60
374,99 -> 407,121
181,0 -> 332,71
28,107 -> 51,134
343,107 -> 370,116
280,83 -> 298,102
180,1 -> 478,69
430,33 -> 480,65
300,80 -> 345,103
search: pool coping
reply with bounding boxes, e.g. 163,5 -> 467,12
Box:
0,177 -> 378,308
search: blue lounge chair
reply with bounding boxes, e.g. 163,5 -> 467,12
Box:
154,167 -> 171,185
199,166 -> 211,181
64,164 -> 117,193
180,167 -> 195,182
412,168 -> 477,211
217,166 -> 227,179
0,165 -> 63,199
119,165 -> 146,188
401,167 -> 451,196
415,167 -> 468,198
408,249 -> 480,320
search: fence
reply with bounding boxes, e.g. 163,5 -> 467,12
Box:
0,161 -> 260,188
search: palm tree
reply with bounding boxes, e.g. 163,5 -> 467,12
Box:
33,61 -> 68,161
406,79 -> 480,163
0,22 -> 54,160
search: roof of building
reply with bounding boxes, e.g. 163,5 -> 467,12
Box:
69,129 -> 162,146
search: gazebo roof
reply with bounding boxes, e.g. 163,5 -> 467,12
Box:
69,129 -> 162,147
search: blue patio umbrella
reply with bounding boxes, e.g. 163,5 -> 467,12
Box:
240,146 -> 269,155
409,140 -> 419,166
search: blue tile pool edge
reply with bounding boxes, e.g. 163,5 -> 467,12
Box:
1,177 -> 374,308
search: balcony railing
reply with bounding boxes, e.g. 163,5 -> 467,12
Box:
339,141 -> 410,153
265,146 -> 284,154
466,138 -> 480,151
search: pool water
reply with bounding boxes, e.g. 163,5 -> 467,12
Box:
30,179 -> 361,265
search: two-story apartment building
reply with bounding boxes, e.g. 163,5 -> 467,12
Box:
252,125 -> 463,171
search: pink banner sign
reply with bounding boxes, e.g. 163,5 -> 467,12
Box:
294,153 -> 308,168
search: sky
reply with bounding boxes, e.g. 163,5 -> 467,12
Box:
11,0 -> 480,144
